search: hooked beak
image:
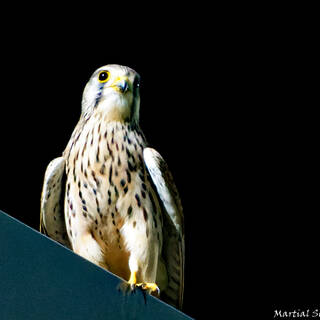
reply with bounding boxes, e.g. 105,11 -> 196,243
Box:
111,76 -> 130,93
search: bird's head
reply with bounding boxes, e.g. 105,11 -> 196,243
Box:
81,64 -> 141,124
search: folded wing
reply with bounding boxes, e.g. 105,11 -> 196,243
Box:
40,157 -> 71,249
143,148 -> 185,309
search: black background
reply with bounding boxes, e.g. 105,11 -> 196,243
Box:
0,6 -> 318,319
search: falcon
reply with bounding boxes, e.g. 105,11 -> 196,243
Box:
40,64 -> 185,309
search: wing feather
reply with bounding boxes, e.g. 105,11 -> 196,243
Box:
40,157 -> 71,248
143,147 -> 185,309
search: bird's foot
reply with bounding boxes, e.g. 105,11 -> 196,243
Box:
118,271 -> 160,298
136,282 -> 160,296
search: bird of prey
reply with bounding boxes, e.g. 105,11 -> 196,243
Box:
40,64 -> 184,309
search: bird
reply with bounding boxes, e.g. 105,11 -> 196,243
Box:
40,64 -> 185,309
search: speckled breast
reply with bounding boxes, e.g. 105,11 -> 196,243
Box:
63,118 -> 163,275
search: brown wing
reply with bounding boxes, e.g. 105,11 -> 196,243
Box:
40,157 -> 71,249
143,148 -> 185,310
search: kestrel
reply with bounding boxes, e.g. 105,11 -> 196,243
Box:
40,65 -> 185,309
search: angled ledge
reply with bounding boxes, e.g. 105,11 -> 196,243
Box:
0,210 -> 192,320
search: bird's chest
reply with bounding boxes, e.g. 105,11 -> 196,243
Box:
64,121 -> 159,247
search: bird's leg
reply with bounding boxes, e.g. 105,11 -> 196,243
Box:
118,270 -> 138,295
127,270 -> 138,290
119,256 -> 160,297
127,270 -> 160,296
125,270 -> 160,297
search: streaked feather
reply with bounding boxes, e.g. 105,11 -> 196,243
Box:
143,147 -> 185,309
40,157 -> 71,248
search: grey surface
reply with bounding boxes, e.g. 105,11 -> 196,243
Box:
0,210 -> 192,320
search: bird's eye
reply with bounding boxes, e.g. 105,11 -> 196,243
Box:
98,70 -> 110,83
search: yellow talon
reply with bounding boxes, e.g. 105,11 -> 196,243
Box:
136,282 -> 160,295
126,271 -> 160,295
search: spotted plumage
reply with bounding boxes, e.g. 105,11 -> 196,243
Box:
40,64 -> 184,310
